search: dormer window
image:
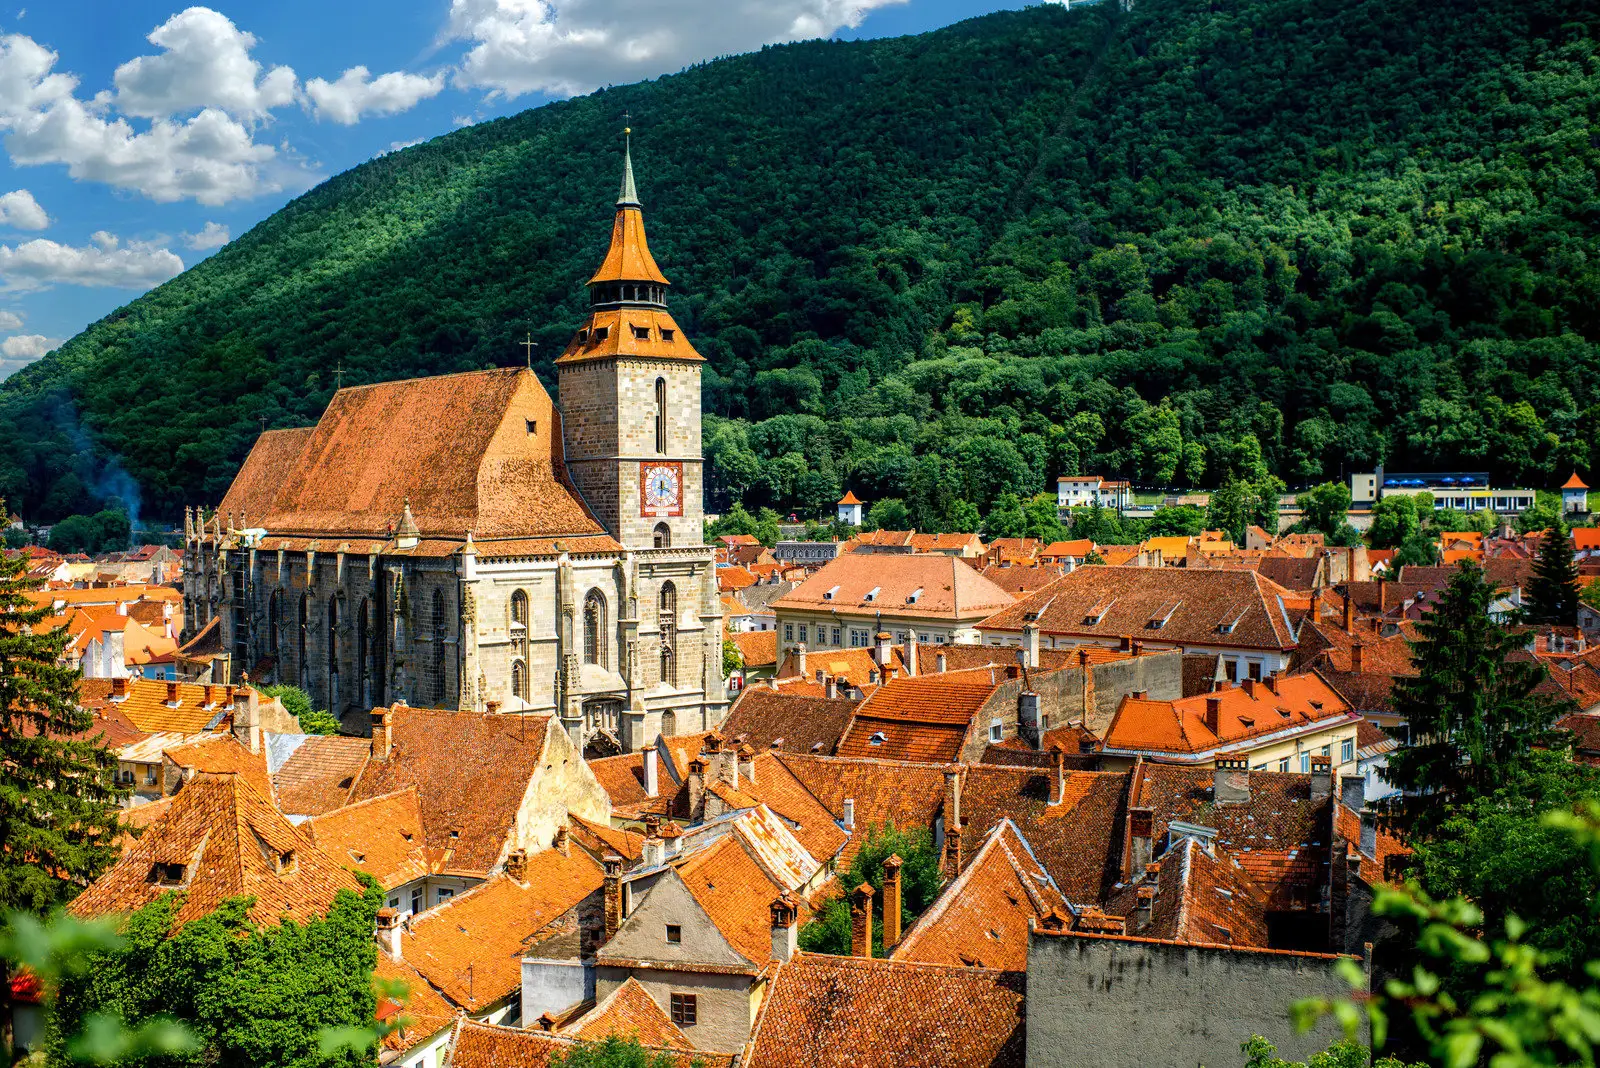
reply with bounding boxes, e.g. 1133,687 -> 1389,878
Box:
592,327 -> 609,342
869,731 -> 886,746
1085,597 -> 1116,625
148,862 -> 187,886
1147,600 -> 1181,630
632,325 -> 650,340
824,585 -> 840,600
275,850 -> 298,875
864,586 -> 881,602
906,588 -> 923,605
661,329 -> 675,341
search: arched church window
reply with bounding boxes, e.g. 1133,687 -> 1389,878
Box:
511,659 -> 528,703
431,590 -> 448,705
510,589 -> 528,656
658,581 -> 677,687
326,594 -> 340,712
654,378 -> 667,454
583,591 -> 607,668
654,523 -> 671,549
267,591 -> 280,654
297,593 -> 309,685
357,599 -> 371,708
661,710 -> 677,738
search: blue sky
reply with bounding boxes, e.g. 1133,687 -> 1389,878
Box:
0,0 -> 1037,379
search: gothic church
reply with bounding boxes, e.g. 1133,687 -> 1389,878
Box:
183,141 -> 726,754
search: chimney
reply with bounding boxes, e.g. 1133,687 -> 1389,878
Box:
553,825 -> 570,857
602,855 -> 623,941
874,631 -> 893,667
111,676 -> 130,699
232,686 -> 261,754
737,743 -> 756,784
203,683 -> 219,708
1022,623 -> 1040,669
1128,807 -> 1154,875
1343,589 -> 1354,632
850,882 -> 874,958
485,699 -> 501,715
935,651 -> 947,673
881,854 -> 904,949
842,797 -> 855,831
505,848 -> 528,883
687,757 -> 706,819
1018,691 -> 1042,750
659,822 -> 683,856
376,907 -> 402,959
165,681 -> 179,704
770,891 -> 799,963
643,746 -> 659,798
1133,885 -> 1155,931
1379,579 -> 1387,615
903,633 -> 918,677
1203,696 -> 1222,733
1309,587 -> 1322,625
825,674 -> 838,699
1263,675 -> 1278,695
1350,641 -> 1364,674
371,709 -> 391,761
796,642 -> 807,678
1241,678 -> 1256,697
1048,744 -> 1068,805
642,826 -> 664,868
1310,755 -> 1333,800
1340,774 -> 1365,813
1130,639 -> 1143,656
1213,757 -> 1251,804
718,748 -> 737,787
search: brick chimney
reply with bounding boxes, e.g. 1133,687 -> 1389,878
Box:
505,848 -> 528,883
371,708 -> 391,761
770,891 -> 799,963
1133,885 -> 1155,931
602,855 -> 624,941
796,642 -> 807,678
686,757 -> 706,820
737,743 -> 756,784
881,854 -> 904,950
232,685 -> 261,754
903,633 -> 918,677
203,683 -> 218,708
1127,807 -> 1154,876
842,797 -> 855,831
111,676 -> 130,699
165,681 -> 179,704
935,651 -> 947,673
1203,695 -> 1222,734
1309,587 -> 1322,626
1022,623 -> 1040,669
376,906 -> 402,959
850,882 -> 874,958
1350,641 -> 1364,674
1310,754 -> 1333,800
1343,589 -> 1354,632
825,674 -> 838,699
553,825 -> 570,857
874,631 -> 893,667
1048,743 -> 1067,805
1214,757 -> 1251,804
1241,678 -> 1256,697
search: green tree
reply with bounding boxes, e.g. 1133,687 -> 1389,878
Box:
1145,505 -> 1205,538
51,886 -> 382,1068
866,498 -> 911,532
944,499 -> 981,534
297,709 -> 342,735
1207,478 -> 1248,544
1380,563 -> 1569,833
261,684 -> 314,726
1240,1035 -> 1421,1068
1295,482 -> 1352,537
0,554 -> 126,919
1516,492 -> 1563,536
1021,493 -> 1066,543
722,637 -> 742,679
983,493 -> 1027,539
798,824 -> 941,957
1391,533 -> 1441,569
550,1035 -> 705,1068
1523,521 -> 1579,626
1368,496 -> 1421,550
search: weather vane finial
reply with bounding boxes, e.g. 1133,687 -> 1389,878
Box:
617,111 -> 639,207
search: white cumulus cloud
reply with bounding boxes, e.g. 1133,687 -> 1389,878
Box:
0,33 -> 293,205
0,230 -> 183,290
113,7 -> 298,119
0,188 -> 46,228
445,0 -> 907,99
182,220 -> 229,249
0,331 -> 59,377
306,66 -> 444,124
0,309 -> 22,330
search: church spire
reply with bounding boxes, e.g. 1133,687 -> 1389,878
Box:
617,126 -> 640,208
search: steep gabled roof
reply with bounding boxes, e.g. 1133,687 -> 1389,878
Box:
216,427 -> 314,523
1104,835 -> 1271,947
893,819 -> 1069,970
566,976 -> 693,1049
746,954 -> 1024,1068
775,753 -> 952,867
305,786 -> 430,890
69,772 -> 361,927
1102,672 -> 1357,759
721,684 -> 859,757
271,734 -> 372,816
163,733 -> 274,800
835,668 -> 1004,762
447,1019 -> 732,1068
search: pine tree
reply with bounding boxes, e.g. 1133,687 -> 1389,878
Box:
0,552 -> 125,914
1381,562 -> 1568,834
1524,520 -> 1580,626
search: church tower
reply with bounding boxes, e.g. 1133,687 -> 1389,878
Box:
557,133 -> 705,551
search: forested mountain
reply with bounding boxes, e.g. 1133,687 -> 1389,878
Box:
1,0 -> 1595,529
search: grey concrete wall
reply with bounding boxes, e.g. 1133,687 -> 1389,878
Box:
1026,933 -> 1356,1068
522,958 -> 594,1022
595,965 -> 754,1054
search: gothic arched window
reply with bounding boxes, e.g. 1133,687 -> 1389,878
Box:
431,590 -> 448,705
267,591 -> 280,654
326,594 -> 340,711
653,523 -> 671,549
654,378 -> 667,454
658,581 -> 677,687
297,593 -> 309,686
509,589 -> 528,656
661,709 -> 677,739
357,599 -> 371,708
511,659 -> 528,703
583,591 -> 607,668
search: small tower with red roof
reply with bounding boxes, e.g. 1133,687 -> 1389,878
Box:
1562,472 -> 1589,516
836,491 -> 864,527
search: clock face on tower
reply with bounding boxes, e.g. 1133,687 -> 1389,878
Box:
640,461 -> 684,517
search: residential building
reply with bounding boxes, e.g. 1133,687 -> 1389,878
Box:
183,143 -> 725,753
771,552 -> 1014,659
1038,539 -> 1094,566
836,491 -> 864,526
1056,476 -> 1132,512
1563,472 -> 1589,515
1349,470 -> 1535,513
772,540 -> 839,567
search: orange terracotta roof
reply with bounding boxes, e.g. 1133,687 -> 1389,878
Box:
674,831 -> 797,966
979,562 -> 1068,596
403,846 -> 605,1010
69,772 -> 362,927
731,629 -> 778,669
773,553 -> 1014,621
835,668 -> 1003,762
217,427 -> 314,523
1333,801 -> 1411,886
587,205 -> 669,285
306,787 -> 431,891
347,706 -> 556,875
271,734 -> 372,816
1103,672 -> 1356,758
1564,473 -> 1589,490
979,566 -> 1298,651
746,954 -> 1024,1068
567,812 -> 645,862
838,491 -> 862,505
554,306 -> 704,366
718,565 -> 757,591
721,687 -> 859,756
775,753 -> 951,868
1040,540 -> 1095,558
893,819 -> 1069,970
256,367 -> 606,540
727,754 -> 849,864
77,677 -> 230,734
777,645 -> 907,687
1105,835 -> 1271,947
566,977 -> 693,1049
163,733 -> 274,800
374,951 -> 457,1055
1573,529 -> 1600,552
447,1019 -> 732,1068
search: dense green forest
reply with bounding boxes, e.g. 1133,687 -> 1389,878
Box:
0,0 -> 1595,529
